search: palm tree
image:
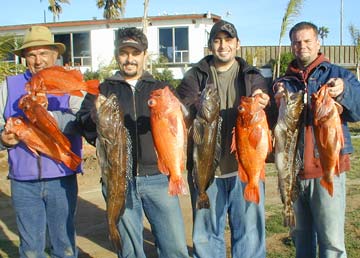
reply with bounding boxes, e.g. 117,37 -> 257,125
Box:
41,0 -> 70,22
96,0 -> 127,19
349,24 -> 360,80
275,0 -> 304,79
318,26 -> 329,45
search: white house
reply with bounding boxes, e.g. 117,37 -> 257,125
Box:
0,13 -> 222,79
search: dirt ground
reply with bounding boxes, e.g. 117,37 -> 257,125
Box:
0,143 -> 196,258
1,142 -> 357,257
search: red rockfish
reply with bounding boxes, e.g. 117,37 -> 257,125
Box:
231,95 -> 272,204
26,66 -> 99,97
148,86 -> 188,196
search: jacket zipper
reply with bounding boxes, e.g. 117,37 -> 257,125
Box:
132,85 -> 139,176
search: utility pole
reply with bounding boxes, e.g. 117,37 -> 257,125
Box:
340,0 -> 343,45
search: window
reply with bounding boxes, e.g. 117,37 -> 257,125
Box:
159,27 -> 189,63
54,32 -> 91,67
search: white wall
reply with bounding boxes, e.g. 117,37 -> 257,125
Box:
91,29 -> 116,71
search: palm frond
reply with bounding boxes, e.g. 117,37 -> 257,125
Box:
279,0 -> 304,40
98,0 -> 127,20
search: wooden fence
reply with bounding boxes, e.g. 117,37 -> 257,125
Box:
238,45 -> 358,69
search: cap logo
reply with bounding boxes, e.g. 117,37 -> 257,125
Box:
221,24 -> 236,36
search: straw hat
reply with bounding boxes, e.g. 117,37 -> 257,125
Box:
13,26 -> 66,57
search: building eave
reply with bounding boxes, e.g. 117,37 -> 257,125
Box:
0,13 -> 222,33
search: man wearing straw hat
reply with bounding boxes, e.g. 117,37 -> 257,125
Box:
0,25 -> 83,258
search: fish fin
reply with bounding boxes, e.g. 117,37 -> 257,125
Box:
68,69 -> 84,81
244,182 -> 260,204
28,146 -> 40,156
70,91 -> 84,97
230,127 -> 237,154
86,79 -> 100,96
334,101 -> 343,114
168,116 -> 179,137
260,167 -> 265,181
168,176 -> 188,196
267,130 -> 273,154
192,120 -> 203,144
319,127 -> 328,148
61,150 -> 82,171
320,178 -> 334,197
248,127 -> 262,149
196,192 -> 210,209
238,163 -> 249,183
157,159 -> 169,175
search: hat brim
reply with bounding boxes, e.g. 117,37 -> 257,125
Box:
118,42 -> 146,52
13,42 -> 66,57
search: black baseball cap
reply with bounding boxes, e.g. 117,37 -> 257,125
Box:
115,27 -> 148,52
118,38 -> 147,51
208,20 -> 238,45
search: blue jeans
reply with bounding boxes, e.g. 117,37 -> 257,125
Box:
292,173 -> 347,258
189,175 -> 266,258
102,173 -> 189,258
11,175 -> 78,258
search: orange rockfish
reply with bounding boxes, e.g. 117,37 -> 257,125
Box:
231,95 -> 272,204
312,85 -> 344,196
148,86 -> 188,196
26,66 -> 99,97
18,94 -> 71,150
5,117 -> 81,171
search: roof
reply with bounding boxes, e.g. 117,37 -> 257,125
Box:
0,13 -> 222,33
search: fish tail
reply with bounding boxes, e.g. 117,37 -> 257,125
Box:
320,178 -> 334,196
244,183 -> 260,204
168,176 -> 188,196
196,192 -> 210,209
85,79 -> 100,96
108,223 -> 122,252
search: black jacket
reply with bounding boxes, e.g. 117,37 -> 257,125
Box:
77,71 -> 170,177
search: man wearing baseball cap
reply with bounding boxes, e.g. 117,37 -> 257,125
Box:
177,20 -> 269,258
77,27 -> 189,258
0,25 -> 83,257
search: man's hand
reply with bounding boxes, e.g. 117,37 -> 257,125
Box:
273,82 -> 285,107
1,130 -> 19,147
327,78 -> 344,98
252,89 -> 270,109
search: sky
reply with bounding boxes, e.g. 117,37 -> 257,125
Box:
1,0 -> 359,46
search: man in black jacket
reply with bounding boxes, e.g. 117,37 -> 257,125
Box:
77,27 -> 189,258
177,20 -> 269,258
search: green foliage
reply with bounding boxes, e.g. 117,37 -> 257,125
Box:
0,63 -> 26,82
318,26 -> 330,45
96,0 -> 127,19
83,58 -> 118,82
276,0 -> 304,78
0,34 -> 26,81
279,0 -> 304,40
150,55 -> 180,88
265,209 -> 288,236
279,52 -> 294,76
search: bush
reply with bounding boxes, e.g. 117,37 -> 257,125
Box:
279,52 -> 294,76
